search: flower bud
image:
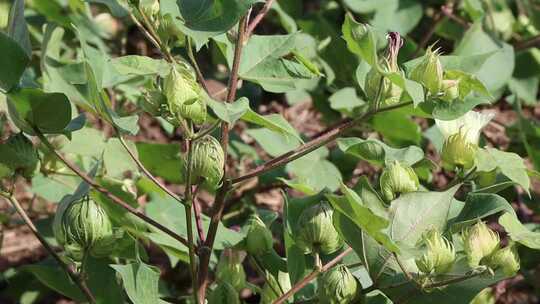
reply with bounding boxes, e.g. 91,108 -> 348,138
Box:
410,46 -> 443,95
462,221 -> 500,268
163,66 -> 206,124
245,214 -> 273,256
53,197 -> 115,261
436,111 -> 494,171
441,130 -> 478,170
215,250 -> 246,291
318,265 -> 359,304
208,282 -> 240,304
440,79 -> 460,102
191,135 -> 224,186
2,133 -> 39,179
379,160 -> 419,201
296,202 -> 343,255
139,0 -> 160,19
365,32 -> 404,108
415,229 -> 456,275
487,245 -> 520,276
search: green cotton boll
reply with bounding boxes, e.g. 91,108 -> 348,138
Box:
208,282 -> 240,304
296,202 -> 344,255
2,133 -> 39,179
163,66 -> 206,125
318,265 -> 360,304
191,135 -> 225,186
53,197 -> 115,261
410,46 -> 444,95
245,214 -> 273,256
441,131 -> 478,171
379,160 -> 419,202
487,245 -> 520,276
139,0 -> 160,19
415,229 -> 456,275
462,221 -> 500,268
215,250 -> 246,291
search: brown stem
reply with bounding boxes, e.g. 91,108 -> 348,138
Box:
246,0 -> 276,37
34,129 -> 192,249
514,34 -> 540,51
184,136 -> 199,304
0,193 -> 96,304
196,15 -> 249,302
272,247 -> 353,304
193,196 -> 206,243
441,4 -> 471,28
231,101 -> 414,185
116,132 -> 187,207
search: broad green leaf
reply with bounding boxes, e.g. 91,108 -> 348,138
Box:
31,173 -> 79,202
337,137 -> 424,166
110,56 -> 170,77
326,184 -> 399,252
207,97 -> 250,125
242,110 -> 301,141
499,213 -> 540,249
372,110 -> 422,146
389,185 -> 460,245
475,148 -> 530,193
509,76 -> 539,106
103,138 -> 139,179
145,194 -> 245,250
7,88 -> 72,134
285,147 -> 342,192
7,0 -> 31,57
137,142 -> 184,183
179,0 -> 259,38
246,128 -> 301,157
371,0 -> 422,35
328,87 -> 365,113
342,14 -> 378,66
453,22 -> 514,92
0,31 -> 29,92
24,257 -> 124,304
62,127 -> 106,158
426,95 -> 491,120
353,176 -> 387,218
451,193 -> 515,232
112,262 -> 162,304
444,69 -> 491,98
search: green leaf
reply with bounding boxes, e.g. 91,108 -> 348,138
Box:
7,0 -> 32,58
342,14 -> 378,66
0,31 -> 29,92
110,56 -> 170,77
207,97 -> 250,125
337,137 -> 424,166
372,110 -> 422,146
137,142 -> 184,183
328,87 -> 366,113
285,147 -> 342,192
403,51 -> 497,75
24,257 -> 124,304
7,88 -> 72,134
326,184 -> 399,253
453,22 -> 514,92
389,185 -> 460,245
451,193 -> 515,232
499,212 -> 540,249
112,262 -> 162,304
425,95 -> 491,120
475,148 -> 530,193
371,0 -> 422,35
145,194 -> 245,250
215,32 -> 316,92
246,128 -> 300,157
103,138 -> 139,179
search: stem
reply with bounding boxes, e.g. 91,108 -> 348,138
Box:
116,131 -> 187,207
232,101 -> 413,184
193,196 -> 206,243
246,0 -> 276,37
34,128 -> 192,249
393,253 -> 421,288
272,247 -> 353,304
0,192 -> 96,304
184,131 -> 199,304
197,15 -> 249,302
440,4 -> 470,28
514,34 -> 540,51
186,37 -> 210,94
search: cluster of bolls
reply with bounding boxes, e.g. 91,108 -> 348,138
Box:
414,221 -> 519,278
